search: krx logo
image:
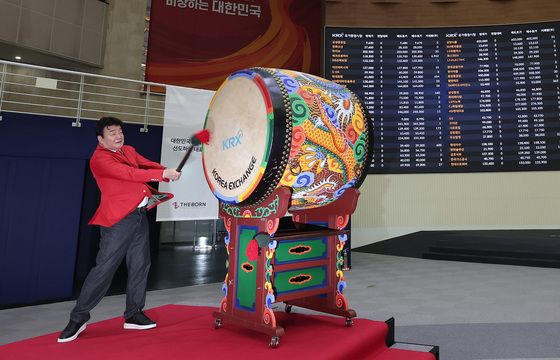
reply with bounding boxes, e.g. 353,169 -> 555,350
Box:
222,129 -> 243,150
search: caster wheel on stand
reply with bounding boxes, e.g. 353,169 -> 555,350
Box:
269,336 -> 280,348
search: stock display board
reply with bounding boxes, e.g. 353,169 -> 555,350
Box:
325,22 -> 560,173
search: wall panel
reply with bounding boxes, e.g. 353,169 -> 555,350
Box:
0,112 -> 164,307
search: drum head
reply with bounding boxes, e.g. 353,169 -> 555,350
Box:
202,70 -> 288,204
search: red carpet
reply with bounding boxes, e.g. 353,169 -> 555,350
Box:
0,305 -> 435,360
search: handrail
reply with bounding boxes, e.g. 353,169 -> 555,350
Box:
0,60 -> 167,87
74,74 -> 85,127
2,91 -> 78,102
0,60 -> 168,130
0,63 -> 7,115
4,82 -> 79,94
2,101 -> 79,111
142,84 -> 151,133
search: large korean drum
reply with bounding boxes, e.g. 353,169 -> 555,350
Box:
202,68 -> 373,210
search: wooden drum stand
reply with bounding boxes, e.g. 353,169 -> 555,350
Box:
213,186 -> 360,348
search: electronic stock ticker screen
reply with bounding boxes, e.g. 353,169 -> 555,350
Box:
325,22 -> 560,173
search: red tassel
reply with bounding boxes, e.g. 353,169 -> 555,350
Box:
194,129 -> 210,144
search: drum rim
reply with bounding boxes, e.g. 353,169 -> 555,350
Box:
349,89 -> 374,190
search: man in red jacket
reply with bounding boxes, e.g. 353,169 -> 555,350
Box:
58,116 -> 181,343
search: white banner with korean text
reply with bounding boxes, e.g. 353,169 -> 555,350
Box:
156,85 -> 218,221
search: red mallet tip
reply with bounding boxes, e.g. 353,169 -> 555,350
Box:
194,129 -> 210,144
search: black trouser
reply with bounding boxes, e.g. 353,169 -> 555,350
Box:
70,207 -> 150,323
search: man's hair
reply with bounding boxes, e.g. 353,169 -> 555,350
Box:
96,116 -> 123,137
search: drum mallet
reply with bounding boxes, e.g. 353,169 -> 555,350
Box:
176,129 -> 210,172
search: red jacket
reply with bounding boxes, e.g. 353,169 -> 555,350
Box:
89,144 -> 173,227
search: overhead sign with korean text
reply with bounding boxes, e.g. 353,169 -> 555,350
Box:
145,0 -> 322,90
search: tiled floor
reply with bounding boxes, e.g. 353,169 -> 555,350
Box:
1,250 -> 560,359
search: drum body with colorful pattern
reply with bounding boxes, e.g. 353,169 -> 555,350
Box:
202,68 -> 373,210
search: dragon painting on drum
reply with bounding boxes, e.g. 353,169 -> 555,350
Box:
202,68 -> 373,210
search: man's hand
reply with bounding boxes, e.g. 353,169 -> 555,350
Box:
163,168 -> 182,181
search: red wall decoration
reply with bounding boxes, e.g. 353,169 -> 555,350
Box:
146,0 -> 322,90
